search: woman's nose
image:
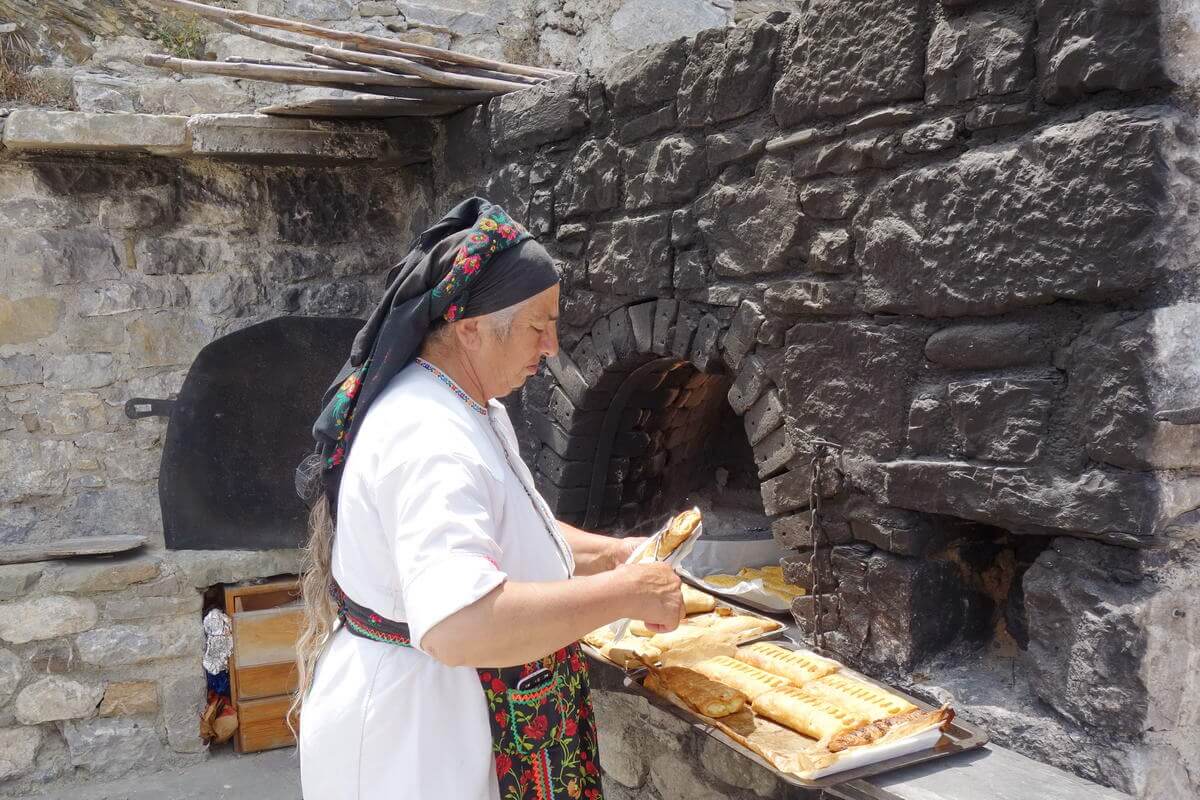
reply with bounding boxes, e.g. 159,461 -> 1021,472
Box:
542,327 -> 558,358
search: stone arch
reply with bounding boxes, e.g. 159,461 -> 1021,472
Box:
527,297 -> 819,537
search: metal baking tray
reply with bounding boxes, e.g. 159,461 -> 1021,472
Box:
621,640 -> 989,789
680,572 -> 794,618
581,597 -> 787,673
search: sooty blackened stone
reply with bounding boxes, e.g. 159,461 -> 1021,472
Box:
678,18 -> 781,127
586,214 -> 672,296
606,38 -> 690,113
555,139 -> 621,220
925,10 -> 1034,106
695,156 -> 802,278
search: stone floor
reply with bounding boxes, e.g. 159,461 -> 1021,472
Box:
33,746 -> 301,800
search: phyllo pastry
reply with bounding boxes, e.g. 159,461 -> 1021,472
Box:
681,584 -> 717,614
735,642 -> 840,686
751,686 -> 867,742
803,673 -> 917,721
645,667 -> 747,718
692,655 -> 789,700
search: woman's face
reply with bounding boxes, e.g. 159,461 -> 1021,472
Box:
477,283 -> 560,398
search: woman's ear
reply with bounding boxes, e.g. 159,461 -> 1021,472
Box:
454,317 -> 485,351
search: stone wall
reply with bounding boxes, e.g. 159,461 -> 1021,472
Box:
4,0 -> 774,117
0,548 -> 298,795
429,4 -> 1200,797
0,116 -> 435,546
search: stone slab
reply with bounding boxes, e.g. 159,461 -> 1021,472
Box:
2,110 -> 189,155
186,114 -> 389,163
0,535 -> 147,566
845,743 -> 1132,800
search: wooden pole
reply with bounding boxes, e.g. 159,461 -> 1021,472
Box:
143,54 -> 499,103
308,44 -> 529,92
143,0 -> 571,80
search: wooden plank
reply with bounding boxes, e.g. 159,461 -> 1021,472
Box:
0,534 -> 147,565
236,660 -> 298,701
258,96 -> 466,119
233,604 -> 304,668
235,695 -> 296,753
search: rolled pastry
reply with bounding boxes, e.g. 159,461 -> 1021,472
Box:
648,667 -> 747,718
692,655 -> 789,700
803,673 -> 917,722
644,509 -> 701,561
682,584 -> 717,614
735,643 -> 840,686
752,686 -> 867,741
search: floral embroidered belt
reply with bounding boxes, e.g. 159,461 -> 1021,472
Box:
331,581 -> 604,800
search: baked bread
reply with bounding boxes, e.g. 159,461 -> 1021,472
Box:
803,673 -> 917,722
751,686 -> 867,742
827,706 -> 954,753
692,655 -> 789,700
646,509 -> 701,560
735,643 -> 839,686
647,667 -> 747,718
682,584 -> 717,614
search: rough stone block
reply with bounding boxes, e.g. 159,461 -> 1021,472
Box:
650,751 -> 731,800
651,299 -> 678,356
925,321 -> 1056,368
965,99 -> 1036,130
162,671 -> 206,753
670,207 -> 699,248
25,640 -> 75,674
626,301 -> 656,355
900,117 -> 963,153
1069,307 -> 1200,470
799,177 -> 868,220
781,552 -> 837,593
873,460 -> 1200,546
753,426 -> 797,480
0,596 -> 97,644
793,132 -> 901,178
744,389 -> 784,447
2,110 -> 188,155
555,138 -> 620,219
101,593 -> 203,623
727,353 -> 770,415
37,555 -> 160,595
1023,537 -> 1154,732
699,734 -> 778,795
690,313 -> 723,373
616,104 -> 676,144
784,322 -> 928,459
188,114 -> 387,162
669,303 -> 702,360
490,78 -> 588,154
42,353 -> 115,391
591,316 -> 618,371
623,134 -> 706,209
846,499 -> 942,557
587,214 -> 672,296
907,385 -> 957,456
537,446 -> 591,489
761,464 -> 838,516
764,279 -> 858,317
695,156 -> 800,278
0,649 -> 21,705
773,0 -> 925,126
0,727 -> 40,781
678,18 -> 780,127
97,188 -> 173,230
705,126 -> 766,173
9,229 -> 120,286
772,514 -> 814,549
670,250 -> 705,291
925,11 -> 1034,106
809,229 -> 853,274
1037,0 -> 1165,103
168,549 -> 303,589
75,617 -> 203,667
546,352 -> 606,412
15,676 -> 103,724
61,717 -> 161,777
572,336 -> 605,385
856,111 -> 1166,317
947,379 -> 1055,463
606,38 -> 689,112
98,681 -> 159,717
0,292 -> 62,345
720,300 -> 764,371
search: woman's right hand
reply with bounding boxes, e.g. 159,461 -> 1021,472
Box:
614,562 -> 685,633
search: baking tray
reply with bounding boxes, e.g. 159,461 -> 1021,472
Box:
620,641 -> 989,789
582,597 -> 787,673
680,572 -> 794,617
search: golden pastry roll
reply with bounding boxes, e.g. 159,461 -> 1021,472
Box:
735,642 -> 840,686
752,686 -> 867,741
706,614 -> 778,640
654,508 -> 701,558
681,584 -> 717,614
803,673 -> 918,722
645,624 -> 711,652
692,655 -> 790,700
650,667 -> 747,718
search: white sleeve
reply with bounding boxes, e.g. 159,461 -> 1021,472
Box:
374,450 -> 508,652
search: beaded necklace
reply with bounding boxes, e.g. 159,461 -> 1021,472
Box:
415,357 -> 487,417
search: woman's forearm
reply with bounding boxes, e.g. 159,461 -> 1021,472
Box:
421,571 -> 633,668
558,520 -> 628,575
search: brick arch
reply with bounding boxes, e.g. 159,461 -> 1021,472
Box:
528,297 -> 822,535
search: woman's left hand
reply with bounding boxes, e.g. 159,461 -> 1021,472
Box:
611,536 -> 648,569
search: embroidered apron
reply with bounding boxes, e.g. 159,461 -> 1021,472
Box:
332,583 -> 603,800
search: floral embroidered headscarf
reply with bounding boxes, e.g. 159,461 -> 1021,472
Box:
298,198 -> 559,511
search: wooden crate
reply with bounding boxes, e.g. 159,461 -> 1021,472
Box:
224,578 -> 302,753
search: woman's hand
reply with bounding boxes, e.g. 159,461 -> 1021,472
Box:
614,561 -> 685,633
611,536 -> 648,567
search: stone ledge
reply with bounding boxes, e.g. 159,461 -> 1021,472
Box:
0,109 -> 418,164
2,110 -> 189,155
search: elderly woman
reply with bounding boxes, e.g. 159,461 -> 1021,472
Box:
294,198 -> 684,800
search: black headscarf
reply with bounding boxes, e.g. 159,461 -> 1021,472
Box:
296,197 -> 559,511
